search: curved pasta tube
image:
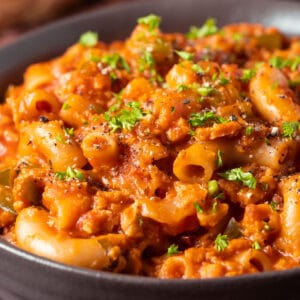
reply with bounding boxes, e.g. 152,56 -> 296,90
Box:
173,141 -> 244,183
59,94 -> 94,128
140,182 -> 207,229
173,143 -> 217,183
158,255 -> 187,279
81,132 -> 119,169
20,90 -> 60,121
24,63 -> 53,90
277,174 -> 300,258
31,121 -> 87,171
237,249 -> 272,272
249,63 -> 300,124
15,207 -> 110,269
248,138 -> 298,171
42,181 -> 92,230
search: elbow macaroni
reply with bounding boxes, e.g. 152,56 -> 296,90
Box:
1,16 -> 300,278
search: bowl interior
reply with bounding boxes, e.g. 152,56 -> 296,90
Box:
1,0 -> 300,299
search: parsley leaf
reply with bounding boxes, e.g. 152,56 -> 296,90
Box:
216,150 -> 223,168
214,234 -> 228,251
137,14 -> 161,31
245,126 -> 253,136
167,244 -> 179,256
219,74 -> 230,86
55,167 -> 85,181
189,111 -> 227,127
240,69 -> 256,83
79,31 -> 98,47
175,50 -> 194,61
196,86 -> 215,96
220,167 -> 257,189
138,51 -> 162,83
252,241 -> 261,250
186,18 -> 218,39
194,202 -> 204,213
63,127 -> 74,136
101,53 -> 131,72
62,103 -> 71,110
282,121 -> 300,139
104,101 -> 147,131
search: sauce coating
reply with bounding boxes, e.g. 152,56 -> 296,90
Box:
1,15 -> 300,278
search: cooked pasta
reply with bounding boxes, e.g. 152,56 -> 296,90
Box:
2,15 -> 300,279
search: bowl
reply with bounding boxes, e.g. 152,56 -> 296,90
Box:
1,0 -> 300,299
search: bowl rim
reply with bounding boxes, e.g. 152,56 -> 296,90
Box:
1,0 -> 300,287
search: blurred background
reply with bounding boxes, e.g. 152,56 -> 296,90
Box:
0,0 -> 131,46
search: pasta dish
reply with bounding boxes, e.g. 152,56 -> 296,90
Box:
1,15 -> 300,278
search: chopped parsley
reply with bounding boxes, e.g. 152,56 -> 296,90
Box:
189,111 -> 227,127
196,86 -> 215,96
104,101 -> 147,131
167,244 -> 179,256
139,51 -> 155,72
62,103 -> 71,110
220,167 -> 257,189
214,234 -> 229,251
282,121 -> 300,139
194,202 -> 204,213
175,50 -> 194,61
137,14 -> 161,31
252,241 -> 261,250
56,133 -> 66,144
186,18 -> 218,39
177,84 -> 189,92
269,56 -> 300,71
208,180 -> 219,196
138,51 -> 162,82
212,200 -> 218,213
55,167 -> 85,181
211,73 -> 218,81
101,53 -> 131,72
192,64 -> 205,74
79,31 -> 98,47
245,126 -> 253,136
188,129 -> 196,136
219,74 -> 229,86
270,200 -> 279,211
63,127 -> 74,136
216,150 -> 223,168
240,69 -> 256,83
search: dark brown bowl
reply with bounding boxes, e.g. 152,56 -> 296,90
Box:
1,0 -> 300,299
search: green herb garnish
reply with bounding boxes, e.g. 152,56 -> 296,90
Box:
167,244 -> 180,256
214,234 -> 229,251
194,202 -> 204,213
186,18 -> 218,39
175,50 -> 194,61
252,241 -> 261,250
282,121 -> 300,139
216,150 -> 223,168
240,69 -> 256,83
79,31 -> 98,47
104,101 -> 147,131
138,14 -> 161,31
55,167 -> 85,181
189,111 -> 227,127
63,127 -> 74,136
220,167 -> 257,189
245,126 -> 253,136
101,53 -> 131,72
